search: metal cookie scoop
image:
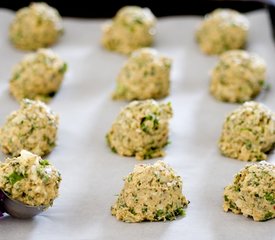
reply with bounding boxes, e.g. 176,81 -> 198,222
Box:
0,190 -> 47,219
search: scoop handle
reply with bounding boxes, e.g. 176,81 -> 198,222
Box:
0,190 -> 6,217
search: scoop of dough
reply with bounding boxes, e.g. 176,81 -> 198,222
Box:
9,2 -> 63,50
0,99 -> 59,157
196,9 -> 249,55
111,160 -> 189,222
0,150 -> 61,207
113,48 -> 171,100
9,48 -> 67,102
106,99 -> 172,160
223,161 -> 275,221
219,101 -> 275,161
101,6 -> 156,54
210,50 -> 266,103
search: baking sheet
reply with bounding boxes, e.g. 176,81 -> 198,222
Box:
0,8 -> 275,240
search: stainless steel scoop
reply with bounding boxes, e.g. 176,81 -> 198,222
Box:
0,190 -> 47,218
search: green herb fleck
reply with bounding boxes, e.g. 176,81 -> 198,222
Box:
39,159 -> 50,167
165,212 -> 174,221
244,140 -> 252,150
144,147 -> 158,159
224,195 -> 229,202
127,175 -> 133,182
155,209 -> 164,220
129,207 -> 136,215
229,202 -> 237,210
142,207 -> 148,213
59,63 -> 68,74
150,66 -> 156,76
234,185 -> 241,192
264,211 -> 273,220
7,172 -> 24,185
258,80 -> 265,87
140,114 -> 159,134
133,18 -> 144,24
264,193 -> 275,204
174,207 -> 186,217
163,140 -> 171,147
111,147 -> 117,153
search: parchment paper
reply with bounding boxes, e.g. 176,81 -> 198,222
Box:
0,8 -> 274,240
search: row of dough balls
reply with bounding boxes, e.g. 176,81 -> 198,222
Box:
4,3 -> 68,156
7,3 -> 248,56
101,7 -> 249,56
0,3 -> 67,216
112,47 -> 267,103
8,43 -> 268,105
107,100 -> 275,163
0,47 -> 67,157
1,99 -> 273,166
8,3 -> 268,103
111,159 -> 275,222
8,3 -> 156,53
196,9 -> 267,102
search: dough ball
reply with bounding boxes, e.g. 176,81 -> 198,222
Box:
106,100 -> 172,160
223,161 -> 275,221
111,160 -> 189,222
0,99 -> 59,157
0,150 -> 61,207
210,50 -> 266,103
113,48 -> 171,100
196,9 -> 249,55
9,48 -> 67,102
9,2 -> 63,50
101,6 -> 156,54
219,101 -> 275,161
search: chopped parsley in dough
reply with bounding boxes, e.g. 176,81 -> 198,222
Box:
0,99 -> 59,157
106,100 -> 172,160
111,160 -> 189,222
9,2 -> 63,50
223,161 -> 275,221
0,150 -> 61,207
9,48 -> 67,102
113,48 -> 171,100
219,101 -> 275,161
210,50 -> 266,103
196,9 -> 249,55
101,6 -> 156,55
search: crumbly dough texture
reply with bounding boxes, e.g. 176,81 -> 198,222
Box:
9,48 -> 67,102
101,6 -> 156,55
9,2 -> 63,50
219,101 -> 275,161
0,99 -> 59,157
196,8 -> 249,55
0,150 -> 61,207
106,100 -> 172,160
111,160 -> 189,222
210,50 -> 266,103
112,48 -> 171,100
223,161 -> 275,221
